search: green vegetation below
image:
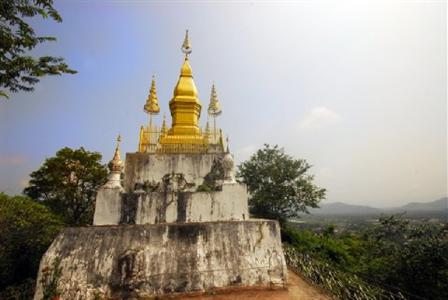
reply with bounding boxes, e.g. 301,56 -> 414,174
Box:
0,193 -> 63,299
283,215 -> 448,300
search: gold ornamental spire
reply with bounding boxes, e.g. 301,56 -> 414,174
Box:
168,30 -> 202,136
161,114 -> 167,135
108,135 -> 123,173
208,83 -> 222,116
157,30 -> 216,153
144,75 -> 160,115
207,83 -> 221,144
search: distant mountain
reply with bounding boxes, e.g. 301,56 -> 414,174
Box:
309,197 -> 447,216
393,197 -> 447,212
309,202 -> 381,215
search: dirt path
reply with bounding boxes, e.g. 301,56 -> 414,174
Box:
285,269 -> 332,300
169,270 -> 333,300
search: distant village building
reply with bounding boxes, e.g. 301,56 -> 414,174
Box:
34,31 -> 287,299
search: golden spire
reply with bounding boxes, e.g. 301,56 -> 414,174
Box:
161,114 -> 167,135
208,83 -> 222,116
157,30 -> 212,153
207,83 -> 222,145
144,75 -> 160,115
108,135 -> 123,173
168,30 -> 202,136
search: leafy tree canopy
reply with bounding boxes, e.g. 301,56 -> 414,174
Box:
24,147 -> 108,226
364,215 -> 448,299
0,193 -> 63,294
238,144 -> 326,224
0,0 -> 76,99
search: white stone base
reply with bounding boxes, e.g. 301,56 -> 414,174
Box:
124,153 -> 223,191
93,183 -> 249,225
34,220 -> 287,299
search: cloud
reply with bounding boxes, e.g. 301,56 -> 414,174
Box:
298,107 -> 341,130
0,155 -> 27,166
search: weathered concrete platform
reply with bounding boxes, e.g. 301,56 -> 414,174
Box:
94,184 -> 249,226
34,220 -> 287,299
124,153 -> 223,191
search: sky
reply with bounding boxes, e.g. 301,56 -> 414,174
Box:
0,0 -> 446,207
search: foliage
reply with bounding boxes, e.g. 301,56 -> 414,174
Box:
0,193 -> 63,294
282,225 -> 353,266
40,258 -> 62,300
0,0 -> 76,99
284,215 -> 448,300
196,184 -> 212,192
238,144 -> 326,224
24,147 -> 108,226
284,244 -> 406,300
361,215 -> 448,300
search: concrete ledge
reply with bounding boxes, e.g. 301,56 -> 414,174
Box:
34,220 -> 287,299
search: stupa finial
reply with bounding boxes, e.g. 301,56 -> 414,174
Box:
108,134 -> 123,173
104,134 -> 124,189
181,29 -> 192,58
144,75 -> 160,115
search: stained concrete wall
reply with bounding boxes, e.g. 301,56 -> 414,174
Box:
93,183 -> 249,225
124,153 -> 223,192
34,220 -> 287,299
93,187 -> 122,225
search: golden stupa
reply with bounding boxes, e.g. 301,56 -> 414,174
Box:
138,30 -> 224,154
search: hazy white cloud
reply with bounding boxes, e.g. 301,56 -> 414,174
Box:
298,107 -> 341,130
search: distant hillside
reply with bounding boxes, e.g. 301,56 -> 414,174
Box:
309,197 -> 447,216
393,197 -> 447,212
309,202 -> 381,215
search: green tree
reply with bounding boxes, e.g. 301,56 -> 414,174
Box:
24,147 -> 108,226
0,0 -> 76,99
238,144 -> 326,224
0,193 -> 63,296
361,215 -> 448,300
